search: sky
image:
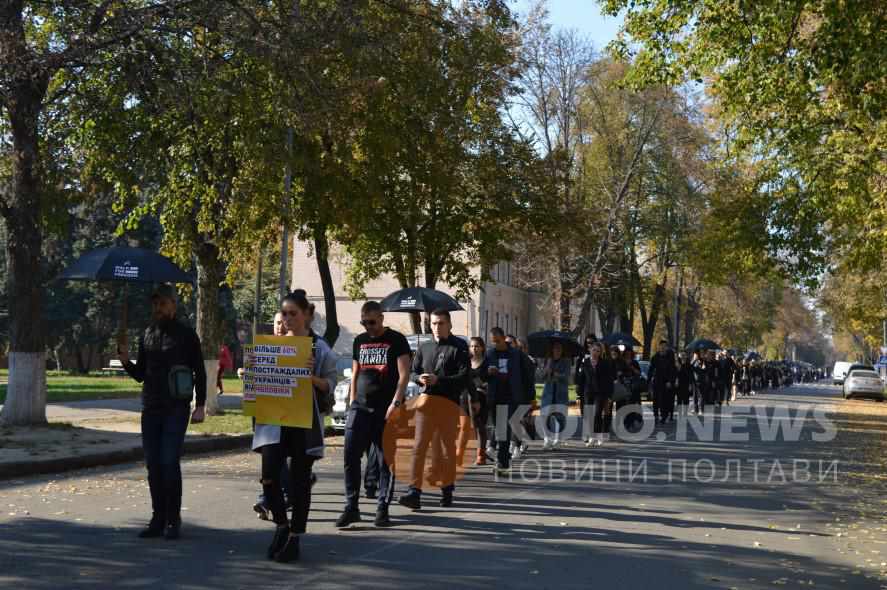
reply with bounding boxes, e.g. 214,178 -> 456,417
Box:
511,0 -> 624,50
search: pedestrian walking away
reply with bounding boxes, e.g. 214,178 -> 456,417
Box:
117,284 -> 207,541
337,301 -> 410,529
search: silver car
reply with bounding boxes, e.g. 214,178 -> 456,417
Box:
330,370 -> 422,431
843,369 -> 886,400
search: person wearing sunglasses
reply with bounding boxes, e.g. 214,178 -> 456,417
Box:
336,301 -> 411,528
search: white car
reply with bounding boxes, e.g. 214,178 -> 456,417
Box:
843,369 -> 886,400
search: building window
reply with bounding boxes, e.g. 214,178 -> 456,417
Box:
495,311 -> 500,329
515,317 -> 519,336
505,314 -> 509,335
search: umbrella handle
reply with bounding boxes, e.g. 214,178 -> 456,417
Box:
119,284 -> 129,341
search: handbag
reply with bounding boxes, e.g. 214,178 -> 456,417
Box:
611,380 -> 631,403
167,365 -> 194,401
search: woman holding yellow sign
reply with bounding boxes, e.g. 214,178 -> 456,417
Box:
251,291 -> 337,563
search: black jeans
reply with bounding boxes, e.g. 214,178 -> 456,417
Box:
364,444 -> 380,492
261,428 -> 314,533
591,395 -> 611,435
141,405 -> 190,524
344,407 -> 394,511
492,401 -> 518,469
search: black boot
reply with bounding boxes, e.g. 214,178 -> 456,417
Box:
374,506 -> 392,527
164,519 -> 181,540
267,525 -> 289,560
398,489 -> 421,511
439,488 -> 454,508
335,509 -> 362,529
138,514 -> 165,538
274,535 -> 300,563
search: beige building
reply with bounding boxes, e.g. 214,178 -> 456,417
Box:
290,240 -> 571,357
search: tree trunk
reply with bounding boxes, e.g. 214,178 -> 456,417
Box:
313,227 -> 340,346
558,260 -> 572,332
640,280 -> 667,361
196,241 -> 224,415
0,71 -> 50,426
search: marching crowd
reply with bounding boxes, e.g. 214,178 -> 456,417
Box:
118,285 -> 816,563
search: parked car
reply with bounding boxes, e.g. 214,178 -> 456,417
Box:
832,361 -> 853,386
330,362 -> 429,432
331,334 -> 469,431
843,369 -> 886,400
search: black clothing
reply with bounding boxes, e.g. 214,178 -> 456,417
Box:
410,336 -> 470,404
579,356 -> 616,400
352,328 -> 411,411
649,351 -> 677,419
124,317 -> 207,413
261,429 -> 314,533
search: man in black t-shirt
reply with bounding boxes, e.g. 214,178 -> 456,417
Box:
336,301 -> 411,528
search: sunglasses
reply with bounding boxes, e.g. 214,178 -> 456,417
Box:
360,319 -> 379,327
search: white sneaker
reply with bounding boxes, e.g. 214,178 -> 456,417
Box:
585,438 -> 594,447
511,445 -> 522,460
542,439 -> 553,451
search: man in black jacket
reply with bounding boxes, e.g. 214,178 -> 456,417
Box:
118,284 -> 206,540
399,309 -> 469,511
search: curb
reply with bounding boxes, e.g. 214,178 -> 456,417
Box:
0,433 -> 252,481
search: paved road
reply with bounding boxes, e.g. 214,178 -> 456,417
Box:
2,383 -> 887,590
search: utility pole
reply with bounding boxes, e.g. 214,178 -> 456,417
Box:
279,128 -> 293,301
252,253 -> 263,340
672,266 -> 683,350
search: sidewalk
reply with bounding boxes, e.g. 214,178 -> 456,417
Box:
0,394 -> 255,480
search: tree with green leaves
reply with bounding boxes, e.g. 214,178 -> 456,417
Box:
335,0 -> 536,333
602,0 -> 887,281
0,0 -> 202,426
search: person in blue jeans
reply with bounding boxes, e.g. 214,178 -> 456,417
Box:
541,342 -> 571,449
336,301 -> 411,528
117,284 -> 206,541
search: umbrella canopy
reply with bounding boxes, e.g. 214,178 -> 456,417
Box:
57,246 -> 192,284
601,332 -> 642,347
527,330 -> 582,358
744,351 -> 761,361
379,287 -> 464,313
686,338 -> 721,352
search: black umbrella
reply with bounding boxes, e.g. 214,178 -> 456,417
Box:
57,246 -> 192,284
527,330 -> 582,358
379,287 -> 464,313
57,246 -> 193,341
745,351 -> 761,361
602,332 -> 642,347
686,338 -> 721,352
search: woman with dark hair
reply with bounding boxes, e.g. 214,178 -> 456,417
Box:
466,337 -> 490,465
252,291 -> 337,563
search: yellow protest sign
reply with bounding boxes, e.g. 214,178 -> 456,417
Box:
241,335 -> 314,428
